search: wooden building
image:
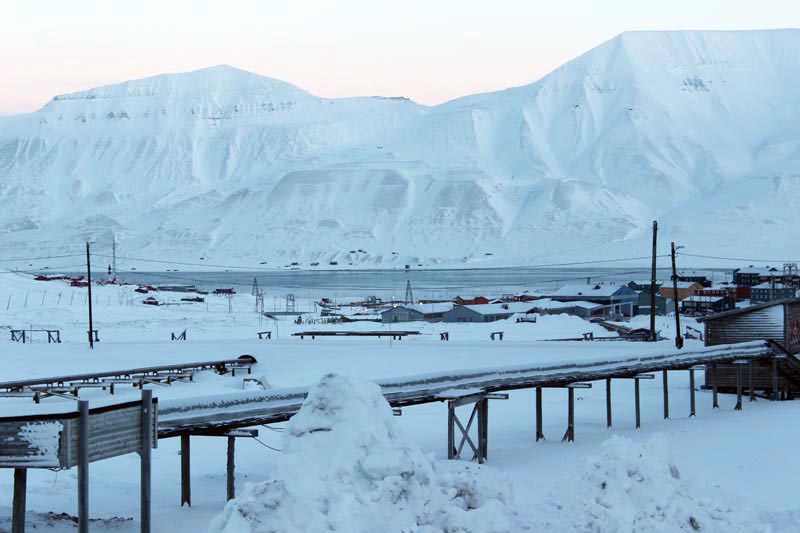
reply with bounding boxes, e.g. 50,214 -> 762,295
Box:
659,281 -> 702,302
697,299 -> 800,395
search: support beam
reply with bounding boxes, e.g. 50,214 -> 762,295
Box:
662,370 -> 669,419
447,403 -> 455,459
140,389 -> 153,533
562,387 -> 575,443
773,357 -> 779,401
78,400 -> 89,533
635,379 -> 641,429
712,362 -> 719,409
227,436 -> 236,501
734,360 -> 745,411
749,360 -> 755,402
535,387 -> 544,442
689,368 -> 696,418
605,378 -> 612,428
181,434 -> 191,507
12,468 -> 26,533
445,393 -> 504,462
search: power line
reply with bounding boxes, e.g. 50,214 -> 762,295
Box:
680,252 -> 799,264
92,253 -> 282,271
0,253 -> 84,263
91,252 -> 670,272
0,264 -> 87,274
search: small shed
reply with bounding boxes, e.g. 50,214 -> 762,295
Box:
696,298 -> 800,394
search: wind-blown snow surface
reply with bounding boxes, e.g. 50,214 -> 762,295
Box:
209,374 -> 527,532
3,30 -> 800,265
208,374 -> 772,533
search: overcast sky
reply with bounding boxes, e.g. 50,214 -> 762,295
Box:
2,0 -> 799,114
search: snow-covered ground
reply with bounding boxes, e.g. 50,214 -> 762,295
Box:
1,272 -> 799,531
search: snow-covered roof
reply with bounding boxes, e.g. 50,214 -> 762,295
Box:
382,303 -> 455,315
407,303 -> 455,314
550,284 -> 631,297
751,282 -> 792,290
736,267 -> 779,275
663,281 -> 702,289
684,295 -> 725,303
460,302 -> 538,315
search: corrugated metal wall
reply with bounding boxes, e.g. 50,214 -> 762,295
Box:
706,305 -> 785,346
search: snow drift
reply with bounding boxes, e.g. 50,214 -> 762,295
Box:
209,374 -> 778,533
209,373 -> 526,533
3,30 -> 800,266
539,434 -> 769,532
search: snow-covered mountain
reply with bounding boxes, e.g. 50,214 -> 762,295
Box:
2,29 -> 800,269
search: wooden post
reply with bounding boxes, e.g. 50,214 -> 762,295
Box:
712,362 -> 719,408
662,370 -> 669,419
478,399 -> 488,463
227,436 -> 236,501
605,378 -> 612,428
689,369 -> 696,417
634,378 -> 641,428
140,389 -> 153,533
12,468 -> 26,533
562,388 -> 575,443
735,363 -> 743,411
180,434 -> 191,507
78,400 -> 89,533
447,403 -> 455,459
772,357 -> 779,401
535,387 -> 544,442
749,360 -> 755,402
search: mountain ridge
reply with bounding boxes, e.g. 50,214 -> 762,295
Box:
1,29 -> 799,268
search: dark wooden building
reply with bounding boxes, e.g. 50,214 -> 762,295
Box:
697,298 -> 800,396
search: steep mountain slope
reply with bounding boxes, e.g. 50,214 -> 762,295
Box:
2,31 -> 799,268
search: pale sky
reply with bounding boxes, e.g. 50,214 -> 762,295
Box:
2,0 -> 799,114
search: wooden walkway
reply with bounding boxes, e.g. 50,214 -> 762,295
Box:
157,341 -> 773,437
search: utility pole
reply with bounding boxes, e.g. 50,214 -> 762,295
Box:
649,220 -> 658,342
86,242 -> 94,349
112,232 -> 117,280
671,242 -> 683,349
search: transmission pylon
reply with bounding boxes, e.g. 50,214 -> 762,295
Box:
405,280 -> 414,304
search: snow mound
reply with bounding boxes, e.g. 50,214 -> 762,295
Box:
540,434 -> 769,532
209,373 -> 526,533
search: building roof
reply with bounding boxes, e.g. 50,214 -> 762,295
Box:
382,303 -> 455,315
696,297 -> 800,322
550,284 -> 633,298
662,281 -> 702,289
751,282 -> 793,290
458,302 -> 538,315
683,295 -> 725,303
735,267 -> 779,275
